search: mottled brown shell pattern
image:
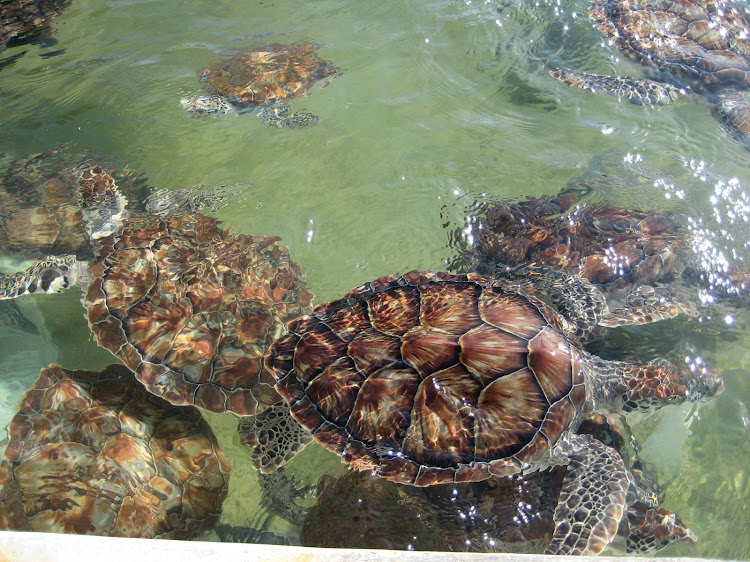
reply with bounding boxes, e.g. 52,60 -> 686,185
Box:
591,0 -> 750,88
201,43 -> 343,106
82,209 -> 313,415
0,364 -> 230,538
265,271 -> 587,486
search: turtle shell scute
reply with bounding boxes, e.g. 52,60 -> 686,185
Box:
83,210 -> 312,415
0,364 -> 229,538
265,270 -> 583,485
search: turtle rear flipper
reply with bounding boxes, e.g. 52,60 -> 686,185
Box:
0,255 -> 86,300
599,284 -> 698,327
546,433 -> 629,555
551,68 -> 681,106
242,401 -> 313,473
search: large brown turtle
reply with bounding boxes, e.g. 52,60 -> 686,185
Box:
0,164 -> 313,418
181,43 -> 343,128
252,270 -> 721,555
550,0 -> 750,144
0,363 -> 230,538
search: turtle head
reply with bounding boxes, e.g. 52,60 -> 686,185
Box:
619,360 -> 723,413
77,165 -> 128,243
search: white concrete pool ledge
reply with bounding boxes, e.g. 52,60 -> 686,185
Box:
0,531 -> 731,562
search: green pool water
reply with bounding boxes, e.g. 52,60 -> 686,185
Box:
1,0 -> 749,558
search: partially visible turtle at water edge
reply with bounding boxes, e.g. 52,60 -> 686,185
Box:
0,0 -> 70,62
248,269 -> 721,555
448,181 -> 750,337
1,165 -> 313,417
0,147 -> 152,259
550,0 -> 750,144
181,43 -> 343,128
0,364 -> 230,538
301,414 -> 694,554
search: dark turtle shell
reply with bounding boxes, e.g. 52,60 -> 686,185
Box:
0,364 -> 230,538
265,270 -> 587,486
81,168 -> 313,415
591,0 -> 750,89
201,43 -> 343,107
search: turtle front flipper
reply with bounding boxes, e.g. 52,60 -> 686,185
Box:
0,300 -> 38,334
599,284 -> 698,328
242,401 -> 313,473
551,68 -> 681,106
546,433 -> 629,555
0,255 -> 86,300
625,501 -> 696,554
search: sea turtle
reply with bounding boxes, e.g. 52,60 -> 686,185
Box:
181,43 -> 343,128
0,363 -> 230,538
0,0 -> 70,60
254,270 -> 721,555
447,181 -> 750,338
301,414 -> 694,554
0,164 -> 313,417
550,0 -> 750,144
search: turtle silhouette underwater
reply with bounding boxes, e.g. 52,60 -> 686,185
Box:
0,164 -> 313,417
0,363 -> 230,538
301,413 -> 695,554
181,43 -> 343,128
446,179 -> 750,339
550,0 -> 750,144
247,269 -> 721,555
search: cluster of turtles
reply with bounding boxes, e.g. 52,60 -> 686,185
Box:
0,145 -> 728,556
0,0 -> 746,555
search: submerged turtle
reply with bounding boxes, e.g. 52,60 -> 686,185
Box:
447,180 -> 750,337
551,0 -> 750,143
301,413 -> 694,554
1,165 -> 313,416
0,363 -> 230,538
254,270 -> 721,555
181,43 -> 343,128
0,0 -> 70,57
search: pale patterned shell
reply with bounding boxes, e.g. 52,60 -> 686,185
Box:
265,271 -> 587,486
82,208 -> 313,415
201,43 -> 343,106
592,0 -> 750,88
0,364 -> 230,538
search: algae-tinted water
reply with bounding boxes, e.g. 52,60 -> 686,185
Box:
1,0 -> 749,558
